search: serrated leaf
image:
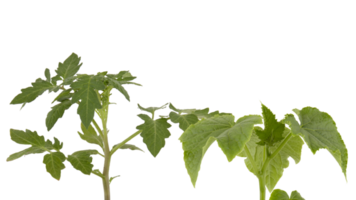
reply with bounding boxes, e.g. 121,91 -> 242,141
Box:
269,189 -> 305,200
53,134 -> 64,151
10,78 -> 55,104
43,152 -> 66,180
71,75 -> 105,128
46,100 -> 72,131
55,53 -> 82,80
136,114 -> 171,157
283,107 -> 348,177
169,103 -> 196,114
78,123 -> 103,148
106,69 -> 143,104
179,115 -> 262,186
10,129 -> 46,146
8,129 -> 64,160
168,111 -> 199,132
51,75 -> 62,85
138,103 -> 168,116
62,76 -> 77,85
67,150 -> 99,175
110,175 -> 120,183
256,104 -> 285,146
112,144 -> 144,152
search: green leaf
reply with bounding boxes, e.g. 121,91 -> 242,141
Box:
51,89 -> 73,103
78,123 -> 103,148
51,75 -> 62,85
168,104 -> 230,131
168,111 -> 199,132
95,86 -> 113,122
106,69 -> 143,104
67,150 -> 99,175
136,114 -> 171,157
179,115 -> 262,186
110,173 -> 122,185
112,141 -> 146,155
136,101 -> 168,115
7,146 -> 45,161
45,68 -> 51,82
269,189 -> 305,200
240,128 -> 303,192
8,129 -> 66,179
43,152 -> 66,180
10,129 -> 46,146
92,169 -> 104,178
10,78 -> 55,104
70,75 -> 105,128
46,100 -> 72,131
256,104 -> 285,146
53,137 -> 63,151
55,53 -> 82,80
283,107 -> 348,177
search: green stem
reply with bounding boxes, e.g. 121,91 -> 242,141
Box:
100,90 -> 111,200
92,119 -> 104,138
258,133 -> 293,200
258,175 -> 266,200
102,124 -> 111,200
244,146 -> 258,175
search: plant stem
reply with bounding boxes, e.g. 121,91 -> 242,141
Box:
100,89 -> 111,200
111,130 -> 143,155
258,175 -> 266,200
102,128 -> 111,200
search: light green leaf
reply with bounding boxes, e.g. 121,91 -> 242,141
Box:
55,53 -> 82,80
110,173 -> 122,185
78,123 -> 103,148
106,69 -> 143,104
270,189 -> 305,200
136,114 -> 171,157
43,152 -> 66,180
67,150 -> 99,175
116,68 -> 143,88
95,86 -> 113,122
256,104 -> 285,146
168,104 -> 230,131
92,169 -> 104,178
136,101 -> 168,115
179,115 -> 262,186
70,75 -> 105,128
112,141 -> 146,155
10,78 -> 55,104
168,111 -> 199,132
283,107 -> 348,177
240,128 -> 303,192
46,100 -> 72,131
7,146 -> 45,161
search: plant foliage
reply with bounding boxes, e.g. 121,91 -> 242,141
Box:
7,53 -> 349,200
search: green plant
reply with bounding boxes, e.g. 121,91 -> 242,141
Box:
5,51 -> 147,200
136,98 -> 349,200
5,51 -> 349,200
177,98 -> 349,200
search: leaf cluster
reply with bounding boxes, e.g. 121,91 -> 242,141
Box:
10,53 -> 141,131
179,103 -> 348,199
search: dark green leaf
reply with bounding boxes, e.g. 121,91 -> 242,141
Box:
78,123 -> 103,148
7,146 -> 45,161
92,169 -> 104,178
62,76 -> 77,85
55,53 -> 82,80
43,152 -> 66,180
45,68 -> 51,82
67,150 -> 99,175
53,138 -> 63,151
269,189 -> 305,200
169,112 -> 199,131
106,76 -> 130,101
46,100 -> 72,131
10,129 -> 46,146
51,89 -> 72,103
51,75 -> 62,85
137,103 -> 168,116
112,144 -> 144,152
